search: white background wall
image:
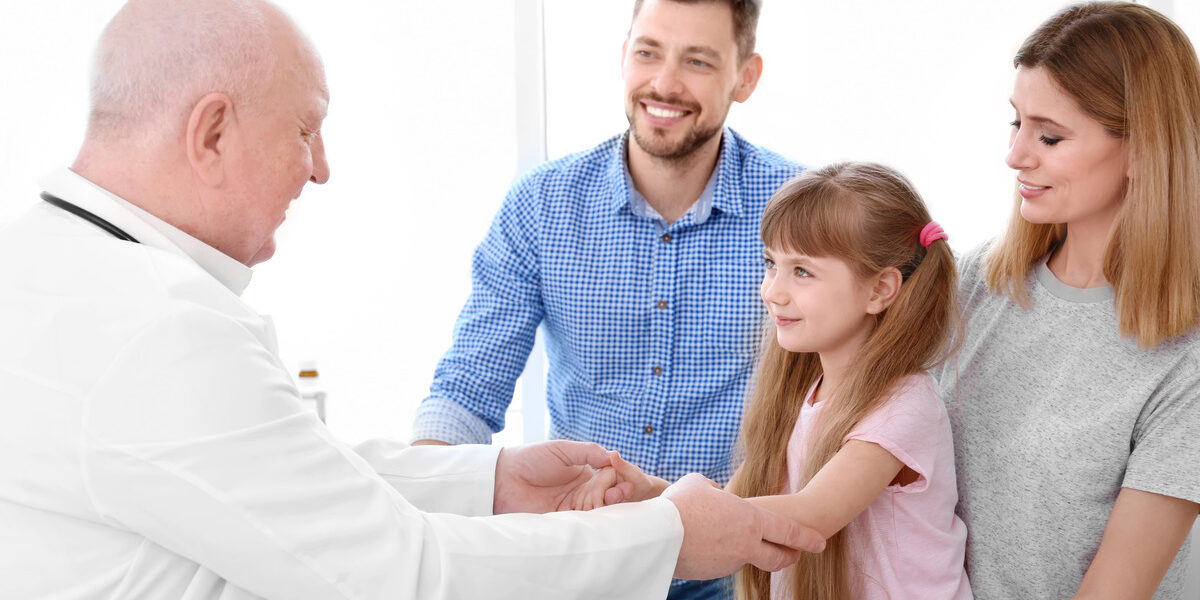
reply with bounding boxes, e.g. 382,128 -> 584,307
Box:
0,0 -> 1092,445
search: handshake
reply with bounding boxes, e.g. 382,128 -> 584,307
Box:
494,440 -> 826,581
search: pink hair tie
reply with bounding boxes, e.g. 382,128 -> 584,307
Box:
920,221 -> 947,248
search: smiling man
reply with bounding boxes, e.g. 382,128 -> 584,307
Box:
412,1 -> 803,597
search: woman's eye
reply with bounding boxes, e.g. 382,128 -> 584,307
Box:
1039,135 -> 1062,146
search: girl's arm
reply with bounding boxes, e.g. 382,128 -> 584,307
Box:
1071,488 -> 1199,600
745,440 -> 905,539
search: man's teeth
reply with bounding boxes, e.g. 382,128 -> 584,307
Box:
646,105 -> 686,118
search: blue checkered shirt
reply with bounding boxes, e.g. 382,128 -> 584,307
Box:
413,128 -> 802,485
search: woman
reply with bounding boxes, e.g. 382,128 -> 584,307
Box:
939,3 -> 1200,598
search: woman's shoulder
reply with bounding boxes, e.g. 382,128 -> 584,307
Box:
953,239 -> 994,289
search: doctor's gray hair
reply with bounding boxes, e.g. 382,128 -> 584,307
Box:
86,0 -> 283,142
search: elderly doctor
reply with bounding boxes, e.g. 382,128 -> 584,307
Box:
0,0 -> 824,598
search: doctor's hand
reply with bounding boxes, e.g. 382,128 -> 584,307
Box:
494,441 -> 623,514
663,474 -> 826,581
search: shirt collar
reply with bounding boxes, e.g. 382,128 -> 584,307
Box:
607,128 -> 745,220
623,153 -> 718,228
39,167 -> 253,295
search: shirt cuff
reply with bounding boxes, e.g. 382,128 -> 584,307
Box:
411,397 -> 494,445
355,440 -> 501,516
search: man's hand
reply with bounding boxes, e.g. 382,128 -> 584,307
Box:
494,440 -> 620,514
663,474 -> 826,580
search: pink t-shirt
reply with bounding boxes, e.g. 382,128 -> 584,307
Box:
770,373 -> 971,600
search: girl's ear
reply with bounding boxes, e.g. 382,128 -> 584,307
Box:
866,267 -> 902,315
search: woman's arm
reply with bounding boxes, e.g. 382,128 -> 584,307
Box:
1072,488 -> 1199,600
745,440 -> 905,539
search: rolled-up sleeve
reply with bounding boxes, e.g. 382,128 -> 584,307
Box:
413,175 -> 546,445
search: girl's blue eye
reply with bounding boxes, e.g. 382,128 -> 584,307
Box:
794,267 -> 812,278
762,256 -> 776,269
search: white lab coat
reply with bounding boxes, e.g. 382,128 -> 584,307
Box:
0,168 -> 683,599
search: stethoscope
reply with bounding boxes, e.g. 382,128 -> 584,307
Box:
41,192 -> 140,243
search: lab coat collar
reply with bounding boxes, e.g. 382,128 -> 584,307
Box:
39,167 -> 254,296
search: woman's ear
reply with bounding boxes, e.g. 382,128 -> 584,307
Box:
185,92 -> 236,187
866,267 -> 903,315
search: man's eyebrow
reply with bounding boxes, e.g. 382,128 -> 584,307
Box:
631,37 -> 722,61
684,45 -> 720,60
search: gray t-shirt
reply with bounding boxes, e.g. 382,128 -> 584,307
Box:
937,244 -> 1200,599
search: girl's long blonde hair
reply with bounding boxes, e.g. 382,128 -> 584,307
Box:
987,2 -> 1200,348
730,162 -> 958,600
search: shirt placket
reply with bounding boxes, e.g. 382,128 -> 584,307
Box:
642,223 -> 682,476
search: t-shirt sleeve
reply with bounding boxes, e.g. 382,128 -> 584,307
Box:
844,375 -> 949,494
1123,351 -> 1200,504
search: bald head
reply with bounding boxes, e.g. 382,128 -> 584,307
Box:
86,0 -> 315,144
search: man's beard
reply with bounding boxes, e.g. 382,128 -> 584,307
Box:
626,93 -> 726,163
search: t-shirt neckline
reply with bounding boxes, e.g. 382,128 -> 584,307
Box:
1034,257 -> 1114,304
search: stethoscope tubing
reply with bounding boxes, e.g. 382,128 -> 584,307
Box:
41,192 -> 140,244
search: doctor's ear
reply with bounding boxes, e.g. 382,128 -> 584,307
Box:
865,267 -> 902,315
186,92 -> 236,187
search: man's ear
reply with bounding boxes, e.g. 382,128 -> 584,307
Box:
733,53 -> 763,103
186,92 -> 236,186
866,267 -> 903,315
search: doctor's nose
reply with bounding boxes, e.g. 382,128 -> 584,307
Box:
310,133 -> 330,185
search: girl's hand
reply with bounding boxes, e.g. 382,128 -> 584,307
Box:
566,451 -> 671,510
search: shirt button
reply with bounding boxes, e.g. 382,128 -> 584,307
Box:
656,300 -> 667,310
644,425 -> 655,435
652,366 -> 663,376
661,233 -> 672,243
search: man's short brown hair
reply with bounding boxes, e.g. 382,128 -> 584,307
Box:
631,0 -> 761,62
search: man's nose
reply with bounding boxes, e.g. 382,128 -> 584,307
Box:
650,61 -> 684,98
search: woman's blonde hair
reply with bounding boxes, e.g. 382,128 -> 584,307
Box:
730,162 -> 958,600
987,1 -> 1200,348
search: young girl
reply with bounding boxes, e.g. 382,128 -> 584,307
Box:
730,162 -> 969,600
574,162 -> 968,599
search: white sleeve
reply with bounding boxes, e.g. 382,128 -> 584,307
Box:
353,439 -> 498,516
82,306 -> 682,599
